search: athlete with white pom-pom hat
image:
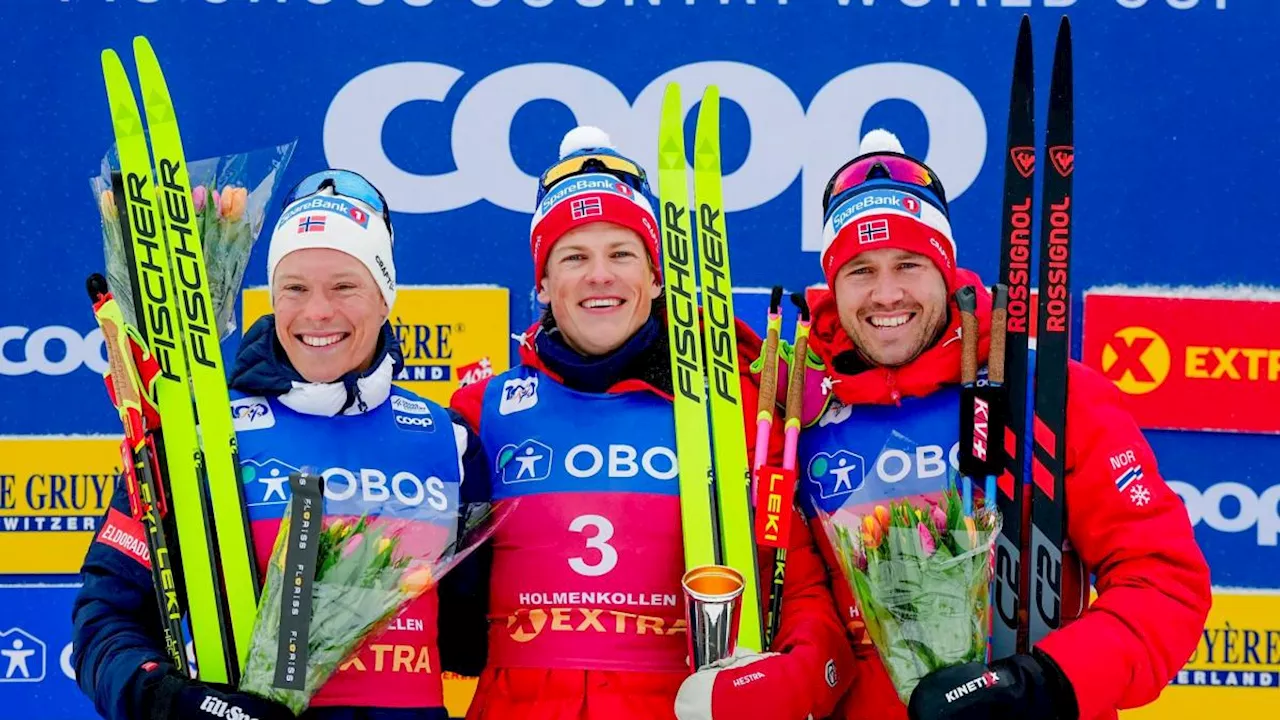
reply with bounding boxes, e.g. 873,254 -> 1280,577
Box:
767,129 -> 1210,720
449,127 -> 854,720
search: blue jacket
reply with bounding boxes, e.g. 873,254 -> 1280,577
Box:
71,316 -> 490,720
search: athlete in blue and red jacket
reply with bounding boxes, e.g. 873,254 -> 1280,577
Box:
782,130 -> 1211,720
449,127 -> 853,720
72,172 -> 489,720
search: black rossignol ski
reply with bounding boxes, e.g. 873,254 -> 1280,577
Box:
993,14 -> 1036,660
1027,16 -> 1078,649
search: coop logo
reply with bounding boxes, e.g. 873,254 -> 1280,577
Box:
505,607 -> 686,644
324,60 -> 989,253
0,627 -> 46,683
241,458 -> 450,512
0,325 -> 107,376
391,395 -> 436,433
806,451 -> 866,499
1170,480 -> 1280,547
497,439 -> 553,485
230,397 -> 275,431
1099,326 -> 1172,395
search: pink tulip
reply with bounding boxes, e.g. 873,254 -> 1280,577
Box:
192,185 -> 207,213
852,543 -> 868,572
918,522 -> 936,556
340,533 -> 363,558
931,505 -> 948,537
211,188 -> 221,214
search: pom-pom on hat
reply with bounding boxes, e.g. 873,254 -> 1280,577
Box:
529,126 -> 662,286
819,129 -> 958,291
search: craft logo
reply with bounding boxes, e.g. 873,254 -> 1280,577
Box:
241,286 -> 509,406
1083,294 -> 1280,433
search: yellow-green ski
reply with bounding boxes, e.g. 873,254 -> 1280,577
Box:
692,86 -> 762,653
134,36 -> 260,676
658,83 -> 718,574
101,47 -> 231,683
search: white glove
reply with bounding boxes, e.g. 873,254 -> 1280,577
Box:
674,648 -> 780,720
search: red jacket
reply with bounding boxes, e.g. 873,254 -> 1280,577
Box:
450,316 -> 854,720
801,269 -> 1211,720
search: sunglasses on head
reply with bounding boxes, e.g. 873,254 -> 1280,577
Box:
540,153 -> 648,193
822,152 -> 949,215
284,169 -> 393,236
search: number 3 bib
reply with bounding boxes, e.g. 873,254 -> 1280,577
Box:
480,368 -> 688,673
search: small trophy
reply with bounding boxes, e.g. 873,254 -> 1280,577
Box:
681,565 -> 745,673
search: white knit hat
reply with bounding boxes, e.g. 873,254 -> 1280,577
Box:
267,188 -> 396,312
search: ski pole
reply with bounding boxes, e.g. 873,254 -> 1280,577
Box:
752,287 -> 784,483
88,273 -> 190,675
761,292 -> 811,649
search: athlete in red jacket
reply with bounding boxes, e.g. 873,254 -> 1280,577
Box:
787,130 -> 1211,720
448,127 -> 852,720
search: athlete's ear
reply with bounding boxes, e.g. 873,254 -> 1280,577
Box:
536,279 -> 550,306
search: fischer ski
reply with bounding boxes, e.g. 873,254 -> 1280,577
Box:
659,82 -> 764,653
101,37 -> 259,684
1027,16 -> 1080,649
992,13 -> 1036,661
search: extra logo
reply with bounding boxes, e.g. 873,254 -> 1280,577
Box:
499,376 -> 539,415
198,694 -> 266,720
231,396 -> 275,431
817,401 -> 852,428
806,450 -> 866,499
1100,326 -> 1171,395
825,658 -> 839,688
497,439 -> 553,485
391,395 -> 436,433
0,627 -> 46,683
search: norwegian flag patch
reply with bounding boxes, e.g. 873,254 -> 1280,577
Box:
571,197 -> 604,220
297,215 -> 326,234
858,219 -> 890,244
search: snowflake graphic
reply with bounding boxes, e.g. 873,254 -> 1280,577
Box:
1129,484 -> 1151,507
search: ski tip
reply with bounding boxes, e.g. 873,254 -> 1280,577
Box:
992,283 -> 1009,311
954,285 -> 978,314
769,286 -> 784,313
790,291 -> 810,321
662,81 -> 682,106
86,273 -> 109,301
132,35 -> 154,56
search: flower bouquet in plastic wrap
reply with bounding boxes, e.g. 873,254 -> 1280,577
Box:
237,469 -> 513,715
812,432 -> 1001,704
89,140 -> 297,339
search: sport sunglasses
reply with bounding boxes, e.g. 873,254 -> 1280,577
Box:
539,153 -> 648,192
284,169 -> 393,237
822,152 -> 949,215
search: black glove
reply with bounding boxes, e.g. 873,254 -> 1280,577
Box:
906,648 -> 1078,720
136,662 -> 296,720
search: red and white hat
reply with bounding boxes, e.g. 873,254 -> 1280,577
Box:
529,127 -> 662,285
820,130 -> 958,291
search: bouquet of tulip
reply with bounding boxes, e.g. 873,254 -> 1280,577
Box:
238,472 -> 512,715
817,482 -> 1001,704
89,140 -> 296,339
